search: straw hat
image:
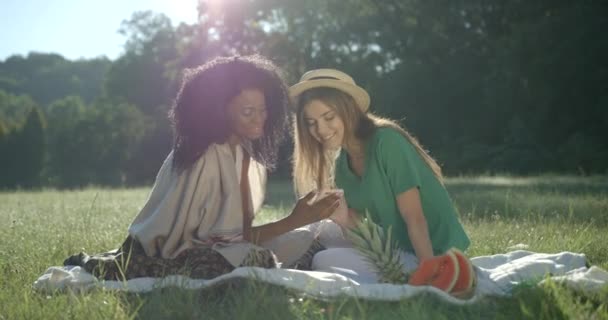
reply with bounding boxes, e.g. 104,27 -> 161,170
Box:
289,69 -> 370,112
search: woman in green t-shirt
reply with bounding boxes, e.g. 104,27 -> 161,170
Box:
289,69 -> 470,281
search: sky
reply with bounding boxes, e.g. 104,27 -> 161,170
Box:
0,0 -> 199,61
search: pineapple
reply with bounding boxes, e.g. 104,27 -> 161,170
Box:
345,212 -> 408,284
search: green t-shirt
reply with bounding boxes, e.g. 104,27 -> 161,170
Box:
335,127 -> 470,254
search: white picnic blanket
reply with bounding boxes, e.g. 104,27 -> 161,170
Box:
33,250 -> 608,305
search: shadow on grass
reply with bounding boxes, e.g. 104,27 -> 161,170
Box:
445,176 -> 608,226
119,278 -> 296,320
504,280 -> 608,320
116,278 -> 608,320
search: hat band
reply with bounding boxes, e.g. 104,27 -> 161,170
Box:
308,76 -> 340,81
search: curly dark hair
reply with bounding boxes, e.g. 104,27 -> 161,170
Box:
169,55 -> 289,172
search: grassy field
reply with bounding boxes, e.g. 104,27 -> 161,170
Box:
1,175 -> 607,319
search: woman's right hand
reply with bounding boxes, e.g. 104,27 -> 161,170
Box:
331,206 -> 359,229
288,191 -> 341,228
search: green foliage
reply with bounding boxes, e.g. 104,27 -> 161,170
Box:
17,107 -> 47,187
103,11 -> 178,184
0,90 -> 46,188
44,96 -> 146,188
104,11 -> 178,114
186,0 -> 608,176
89,98 -> 147,185
0,89 -> 38,127
1,1 -> 608,187
0,53 -> 110,106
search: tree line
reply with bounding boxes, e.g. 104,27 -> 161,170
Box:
1,0 -> 607,189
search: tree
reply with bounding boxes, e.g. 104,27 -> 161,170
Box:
0,91 -> 41,188
103,11 -> 185,184
0,121 -> 8,186
0,53 -> 110,106
2,0 -> 606,178
17,107 -> 47,187
104,11 -> 179,114
44,95 -> 146,187
44,96 -> 90,187
88,98 -> 146,185
0,90 -> 37,126
0,106 -> 46,188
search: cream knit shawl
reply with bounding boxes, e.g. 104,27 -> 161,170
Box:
127,142 -> 266,267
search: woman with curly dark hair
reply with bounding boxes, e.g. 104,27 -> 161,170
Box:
64,55 -> 340,280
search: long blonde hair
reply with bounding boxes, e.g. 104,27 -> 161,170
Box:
292,88 -> 443,196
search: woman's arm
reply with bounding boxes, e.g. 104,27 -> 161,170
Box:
246,192 -> 341,244
396,187 -> 434,261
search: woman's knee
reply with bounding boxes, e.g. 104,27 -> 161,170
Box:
312,248 -> 353,270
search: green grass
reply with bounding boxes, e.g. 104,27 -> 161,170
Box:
1,175 -> 607,319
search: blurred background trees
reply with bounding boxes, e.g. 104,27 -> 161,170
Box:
1,0 -> 606,188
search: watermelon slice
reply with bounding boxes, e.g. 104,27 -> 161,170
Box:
408,251 -> 460,292
448,248 -> 477,299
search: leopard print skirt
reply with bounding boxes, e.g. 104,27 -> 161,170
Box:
64,236 -> 278,281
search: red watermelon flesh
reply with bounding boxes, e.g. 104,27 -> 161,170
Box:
408,251 -> 460,292
449,248 -> 476,296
